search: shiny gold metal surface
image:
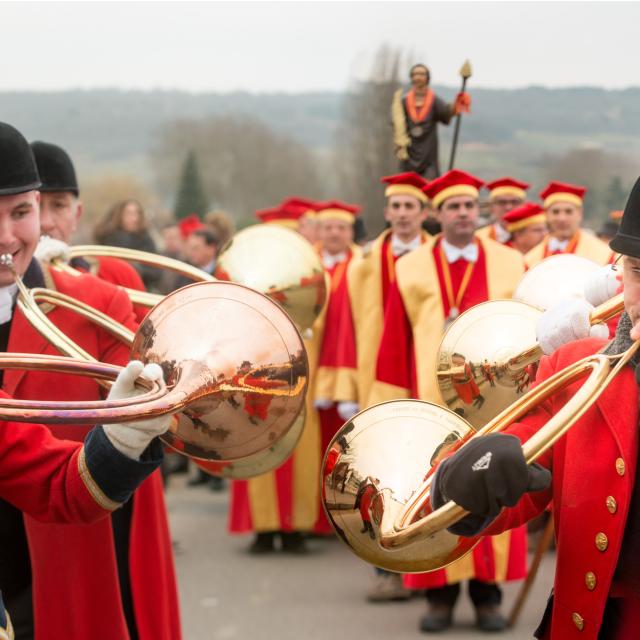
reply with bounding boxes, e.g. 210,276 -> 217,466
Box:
194,407 -> 306,479
437,293 -> 624,428
215,224 -> 327,332
323,335 -> 638,572
0,253 -> 308,463
514,254 -> 601,310
437,300 -> 542,428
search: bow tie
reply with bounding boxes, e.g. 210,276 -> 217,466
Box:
391,234 -> 421,257
548,237 -> 569,253
322,251 -> 347,270
0,284 -> 18,325
441,239 -> 479,264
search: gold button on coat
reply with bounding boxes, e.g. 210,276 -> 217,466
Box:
572,612 -> 584,631
595,532 -> 608,551
606,496 -> 617,514
585,572 -> 596,590
616,458 -> 625,476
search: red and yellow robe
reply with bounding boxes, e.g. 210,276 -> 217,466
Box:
228,246 -> 361,535
370,234 -> 528,588
525,230 -> 614,268
333,229 -> 429,409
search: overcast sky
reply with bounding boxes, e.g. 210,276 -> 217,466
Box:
3,1 -> 639,92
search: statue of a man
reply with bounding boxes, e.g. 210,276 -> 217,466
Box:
392,64 -> 470,179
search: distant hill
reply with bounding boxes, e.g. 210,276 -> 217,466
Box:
3,86 -> 640,217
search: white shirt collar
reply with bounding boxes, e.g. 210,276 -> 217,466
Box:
322,250 -> 347,270
494,223 -> 511,244
391,233 -> 421,257
548,237 -> 570,252
441,238 -> 479,264
0,284 -> 18,325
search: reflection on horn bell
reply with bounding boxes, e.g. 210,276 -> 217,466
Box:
0,251 -> 308,465
215,225 -> 328,333
437,255 -> 622,428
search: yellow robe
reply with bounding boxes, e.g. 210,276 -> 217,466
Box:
370,234 -> 527,586
369,234 -> 525,405
525,230 -> 613,268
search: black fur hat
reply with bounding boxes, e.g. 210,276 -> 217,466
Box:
610,177 -> 640,258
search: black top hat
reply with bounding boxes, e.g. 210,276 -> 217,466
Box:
610,177 -> 640,258
31,141 -> 79,196
0,122 -> 41,196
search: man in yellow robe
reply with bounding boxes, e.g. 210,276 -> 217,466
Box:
370,169 -> 527,633
476,176 -> 529,246
525,181 -> 614,267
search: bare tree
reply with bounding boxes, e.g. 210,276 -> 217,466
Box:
150,115 -> 324,227
332,45 -> 406,238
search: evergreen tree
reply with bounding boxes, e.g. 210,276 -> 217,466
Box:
173,150 -> 209,219
604,175 -> 627,212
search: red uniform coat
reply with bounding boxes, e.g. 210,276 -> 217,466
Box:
4,264 -> 180,640
485,337 -> 639,639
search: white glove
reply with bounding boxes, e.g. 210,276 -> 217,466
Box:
103,361 -> 172,460
584,265 -> 621,307
313,398 -> 334,410
536,299 -> 609,355
35,236 -> 71,264
337,401 -> 360,422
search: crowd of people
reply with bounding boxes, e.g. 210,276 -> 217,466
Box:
0,112 -> 637,640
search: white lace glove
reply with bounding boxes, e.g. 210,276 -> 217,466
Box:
313,398 -> 334,410
536,299 -> 609,355
584,265 -> 621,307
35,236 -> 71,264
337,401 -> 360,422
103,361 -> 172,460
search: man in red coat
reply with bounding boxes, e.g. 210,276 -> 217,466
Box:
0,360 -> 171,640
0,122 -> 180,640
29,141 -> 148,321
430,176 -> 640,638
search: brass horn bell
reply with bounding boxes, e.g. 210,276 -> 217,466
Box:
0,277 -> 308,463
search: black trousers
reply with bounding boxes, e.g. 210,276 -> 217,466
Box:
425,580 -> 502,609
4,587 -> 33,640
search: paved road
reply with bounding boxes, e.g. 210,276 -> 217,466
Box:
166,476 -> 554,640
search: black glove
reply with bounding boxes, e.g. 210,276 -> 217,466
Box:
433,433 -> 551,525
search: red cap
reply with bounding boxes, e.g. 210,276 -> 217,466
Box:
315,200 -> 361,223
502,202 -> 546,234
540,181 -> 587,209
380,172 -> 429,204
178,214 -> 205,239
256,198 -> 320,228
423,170 -> 484,209
485,177 -> 530,201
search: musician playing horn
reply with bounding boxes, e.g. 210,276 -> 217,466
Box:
29,141 -> 148,322
0,122 -> 181,640
430,176 -> 640,638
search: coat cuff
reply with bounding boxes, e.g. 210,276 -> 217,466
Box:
79,426 -> 163,510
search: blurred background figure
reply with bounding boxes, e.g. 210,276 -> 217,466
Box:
184,228 -> 218,275
502,202 -> 548,255
161,221 -> 185,260
94,198 -> 161,289
597,210 -> 623,243
204,210 -> 235,248
477,177 -> 530,246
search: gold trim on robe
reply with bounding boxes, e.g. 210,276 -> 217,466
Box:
525,231 -> 613,268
